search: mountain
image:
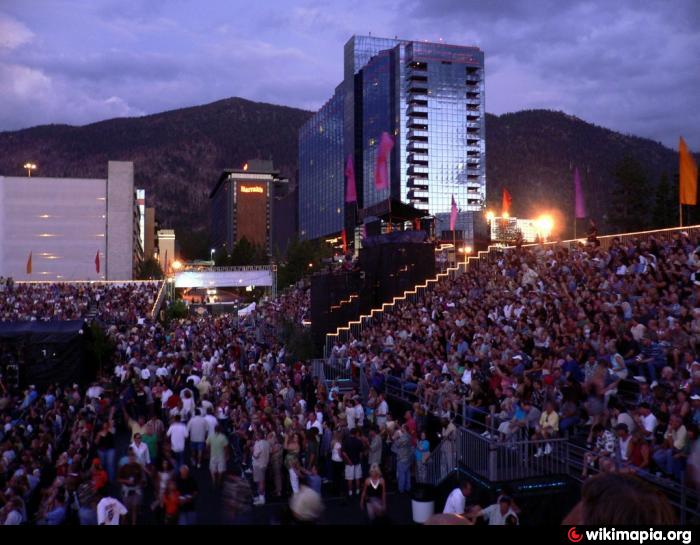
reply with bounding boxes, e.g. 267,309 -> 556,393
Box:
0,99 -> 687,257
0,97 -> 313,258
484,109 -> 683,238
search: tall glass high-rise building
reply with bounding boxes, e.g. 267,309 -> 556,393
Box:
299,35 -> 486,244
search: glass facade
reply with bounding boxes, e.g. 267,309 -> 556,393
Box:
298,88 -> 345,240
299,35 -> 486,244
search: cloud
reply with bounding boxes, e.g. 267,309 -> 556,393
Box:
0,13 -> 34,50
397,0 -> 700,147
0,1 -> 697,149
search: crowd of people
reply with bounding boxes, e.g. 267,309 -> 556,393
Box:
0,278 -> 449,526
330,231 -> 700,487
2,228 -> 699,526
0,281 -> 159,325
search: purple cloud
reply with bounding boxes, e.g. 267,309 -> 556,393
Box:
0,0 -> 697,149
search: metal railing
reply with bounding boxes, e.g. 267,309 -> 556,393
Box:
416,433 -> 458,486
150,280 -> 167,320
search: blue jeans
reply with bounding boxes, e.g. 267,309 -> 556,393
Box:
173,450 -> 185,471
653,448 -> 684,480
178,511 -> 197,525
98,448 -> 116,482
396,460 -> 411,493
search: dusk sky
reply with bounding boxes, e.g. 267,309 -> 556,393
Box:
1,0 -> 698,148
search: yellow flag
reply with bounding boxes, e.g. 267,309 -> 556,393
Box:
680,136 -> 698,205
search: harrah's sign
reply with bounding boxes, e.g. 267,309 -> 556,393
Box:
240,185 -> 264,194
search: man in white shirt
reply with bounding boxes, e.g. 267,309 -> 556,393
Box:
353,400 -> 364,429
167,415 -> 188,469
636,403 -> 658,440
376,394 -> 389,429
306,412 -> 322,434
204,407 -> 218,437
252,431 -> 271,505
479,496 -> 519,525
187,409 -> 209,469
346,399 -> 357,430
129,434 -> 151,467
443,481 -> 472,515
97,495 -> 127,525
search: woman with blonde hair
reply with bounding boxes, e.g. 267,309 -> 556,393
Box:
360,463 -> 386,520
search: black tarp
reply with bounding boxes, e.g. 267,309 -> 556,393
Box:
0,320 -> 91,388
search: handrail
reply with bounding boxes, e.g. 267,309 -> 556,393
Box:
150,280 -> 167,320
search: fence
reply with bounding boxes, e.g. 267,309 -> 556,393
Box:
150,281 -> 167,320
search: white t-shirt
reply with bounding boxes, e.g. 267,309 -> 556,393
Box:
481,503 -> 518,525
167,423 -> 188,452
129,441 -> 151,466
443,488 -> 467,514
187,416 -> 208,443
376,401 -> 388,422
347,407 -> 357,429
97,497 -> 127,525
204,414 -> 218,437
642,413 -> 658,434
354,404 -> 364,426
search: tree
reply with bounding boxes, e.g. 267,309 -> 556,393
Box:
652,173 -> 677,229
136,257 -> 163,280
165,300 -> 189,322
277,237 -> 333,290
230,237 -> 261,266
609,156 -> 650,233
213,247 -> 229,266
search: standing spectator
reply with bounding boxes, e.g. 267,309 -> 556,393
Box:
167,415 -> 188,470
342,428 -> 364,497
97,494 -> 127,526
392,426 -> 414,493
175,465 -> 198,525
206,425 -> 229,488
252,430 -> 270,506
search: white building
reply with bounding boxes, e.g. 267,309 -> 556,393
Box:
0,161 -> 139,281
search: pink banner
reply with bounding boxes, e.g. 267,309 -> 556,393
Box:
345,155 -> 356,203
374,132 -> 394,191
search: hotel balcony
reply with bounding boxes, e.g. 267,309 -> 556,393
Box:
407,118 -> 428,129
407,104 -> 428,116
408,165 -> 429,176
408,80 -> 429,93
407,140 -> 429,151
407,152 -> 429,164
408,178 -> 429,190
407,129 -> 429,140
409,94 -> 429,104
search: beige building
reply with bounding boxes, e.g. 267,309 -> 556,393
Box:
0,161 -> 139,280
157,229 -> 176,273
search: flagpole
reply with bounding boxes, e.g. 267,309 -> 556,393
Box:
680,202 -> 683,228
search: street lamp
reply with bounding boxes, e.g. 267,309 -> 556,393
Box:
459,245 -> 473,264
172,260 -> 183,271
24,163 -> 37,177
210,248 -> 215,262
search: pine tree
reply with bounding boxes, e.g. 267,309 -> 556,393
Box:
652,173 -> 675,229
610,156 -> 650,233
